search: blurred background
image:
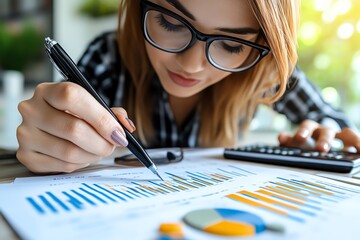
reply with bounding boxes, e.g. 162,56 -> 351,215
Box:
0,0 -> 359,149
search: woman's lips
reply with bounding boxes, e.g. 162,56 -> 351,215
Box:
168,71 -> 200,87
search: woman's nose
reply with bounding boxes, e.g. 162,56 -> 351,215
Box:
175,41 -> 207,73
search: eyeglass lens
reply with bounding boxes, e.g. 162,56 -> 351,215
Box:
144,10 -> 262,71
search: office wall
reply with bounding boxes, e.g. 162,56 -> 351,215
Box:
53,0 -> 118,80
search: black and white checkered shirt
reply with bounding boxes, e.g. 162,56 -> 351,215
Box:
77,32 -> 356,148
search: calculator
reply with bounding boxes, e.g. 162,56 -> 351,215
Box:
224,144 -> 360,173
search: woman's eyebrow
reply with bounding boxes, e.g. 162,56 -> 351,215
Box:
164,0 -> 259,36
166,0 -> 195,20
216,27 -> 260,35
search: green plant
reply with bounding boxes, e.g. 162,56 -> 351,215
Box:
0,22 -> 43,72
78,0 -> 119,18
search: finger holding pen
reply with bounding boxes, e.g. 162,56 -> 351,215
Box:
41,82 -> 133,147
17,82 -> 136,173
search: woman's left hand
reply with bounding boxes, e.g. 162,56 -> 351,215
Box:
278,119 -> 360,152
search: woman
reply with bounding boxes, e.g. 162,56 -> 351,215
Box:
16,0 -> 359,173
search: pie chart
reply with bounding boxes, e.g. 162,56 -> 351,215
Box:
183,208 -> 266,236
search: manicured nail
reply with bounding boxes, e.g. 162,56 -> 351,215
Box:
111,129 -> 128,147
299,129 -> 309,138
126,117 -> 136,131
319,141 -> 330,151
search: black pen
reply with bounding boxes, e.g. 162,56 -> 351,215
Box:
44,37 -> 163,181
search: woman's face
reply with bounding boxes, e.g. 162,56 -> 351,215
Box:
145,0 -> 260,98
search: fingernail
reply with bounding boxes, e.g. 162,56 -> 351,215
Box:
111,129 -> 128,147
299,129 -> 309,138
126,117 -> 136,131
319,141 -> 330,151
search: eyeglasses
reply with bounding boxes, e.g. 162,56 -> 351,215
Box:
141,0 -> 270,73
115,148 -> 183,166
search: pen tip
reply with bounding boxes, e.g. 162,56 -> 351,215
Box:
149,164 -> 164,181
156,172 -> 164,181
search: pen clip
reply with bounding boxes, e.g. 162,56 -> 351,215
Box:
44,37 -> 69,81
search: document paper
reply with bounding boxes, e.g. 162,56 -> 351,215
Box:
1,155 -> 360,239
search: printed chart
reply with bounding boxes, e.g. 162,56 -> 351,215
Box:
1,158 -> 360,240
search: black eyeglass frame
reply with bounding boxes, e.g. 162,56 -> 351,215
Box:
140,0 -> 270,73
115,147 -> 183,165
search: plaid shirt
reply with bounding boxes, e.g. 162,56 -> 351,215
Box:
77,32 -> 355,148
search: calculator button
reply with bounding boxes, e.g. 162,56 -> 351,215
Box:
313,152 -> 321,157
266,149 -> 273,154
274,149 -> 281,154
301,152 -> 312,157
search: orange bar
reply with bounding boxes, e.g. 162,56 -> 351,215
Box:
211,174 -> 230,180
172,179 -> 198,189
275,185 -> 310,197
139,186 -> 158,193
257,189 -> 306,205
264,186 -> 308,201
226,194 -> 288,216
239,190 -> 299,210
275,182 -> 305,192
287,181 -> 334,195
301,180 -> 327,188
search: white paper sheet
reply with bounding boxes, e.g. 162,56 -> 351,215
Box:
1,155 -> 360,240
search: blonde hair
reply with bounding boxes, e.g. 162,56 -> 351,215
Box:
118,0 -> 300,147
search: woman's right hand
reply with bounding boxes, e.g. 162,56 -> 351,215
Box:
16,82 -> 136,174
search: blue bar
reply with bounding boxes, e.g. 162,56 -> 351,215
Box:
62,191 -> 84,210
316,180 -> 360,194
217,168 -> 246,177
171,178 -> 199,189
267,193 -> 322,211
131,182 -> 156,196
186,172 -> 216,184
149,181 -> 172,193
125,187 -> 141,198
82,183 -> 117,203
80,187 -> 107,204
273,180 -> 340,203
190,176 -> 212,186
93,184 -> 127,202
241,192 -> 316,217
165,172 -> 187,181
39,195 -> 57,213
142,186 -> 165,194
287,179 -> 347,199
114,189 -> 134,200
159,183 -> 179,192
267,182 -> 323,204
26,197 -> 45,214
46,192 -> 70,212
299,180 -> 346,195
278,177 -> 344,196
127,187 -> 150,197
186,171 -> 212,181
189,178 -> 208,187
229,165 -> 257,175
72,190 -> 96,206
194,171 -> 223,182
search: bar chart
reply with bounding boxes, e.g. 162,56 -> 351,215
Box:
2,158 -> 360,240
25,165 -> 254,215
226,176 -> 360,223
